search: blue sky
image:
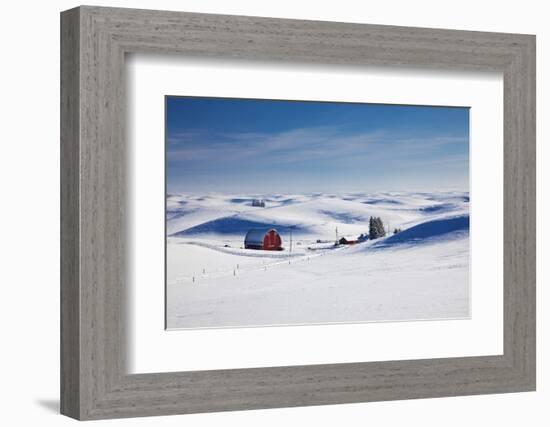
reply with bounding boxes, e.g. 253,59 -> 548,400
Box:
166,96 -> 469,194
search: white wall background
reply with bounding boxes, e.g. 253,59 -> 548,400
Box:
0,0 -> 546,425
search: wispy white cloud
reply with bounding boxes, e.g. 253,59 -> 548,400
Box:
167,126 -> 467,178
167,125 -> 467,169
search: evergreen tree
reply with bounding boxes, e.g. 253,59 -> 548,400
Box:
369,216 -> 376,240
369,216 -> 386,239
376,217 -> 386,238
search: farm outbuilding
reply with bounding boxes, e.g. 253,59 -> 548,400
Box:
244,228 -> 283,251
338,237 -> 358,245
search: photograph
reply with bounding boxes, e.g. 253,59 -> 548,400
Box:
165,96 -> 470,329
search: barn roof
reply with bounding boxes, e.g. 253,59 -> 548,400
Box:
244,228 -> 279,246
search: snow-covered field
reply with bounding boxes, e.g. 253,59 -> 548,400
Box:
166,192 -> 470,329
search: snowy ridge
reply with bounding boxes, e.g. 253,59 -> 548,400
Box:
167,191 -> 468,239
372,214 -> 469,249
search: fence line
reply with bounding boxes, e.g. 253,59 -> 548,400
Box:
170,246 -> 348,286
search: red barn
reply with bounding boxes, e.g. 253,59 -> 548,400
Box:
244,228 -> 283,251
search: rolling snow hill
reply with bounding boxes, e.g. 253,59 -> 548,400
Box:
166,191 -> 470,329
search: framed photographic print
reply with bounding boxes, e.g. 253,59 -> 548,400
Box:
61,6 -> 536,420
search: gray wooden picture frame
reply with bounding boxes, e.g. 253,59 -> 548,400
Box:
60,5 -> 536,420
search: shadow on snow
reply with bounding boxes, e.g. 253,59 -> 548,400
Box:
170,215 -> 310,237
373,214 -> 469,249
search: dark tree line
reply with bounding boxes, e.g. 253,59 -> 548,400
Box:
369,216 -> 386,239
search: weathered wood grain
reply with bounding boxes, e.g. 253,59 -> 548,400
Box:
60,7 -> 80,419
60,5 -> 536,420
